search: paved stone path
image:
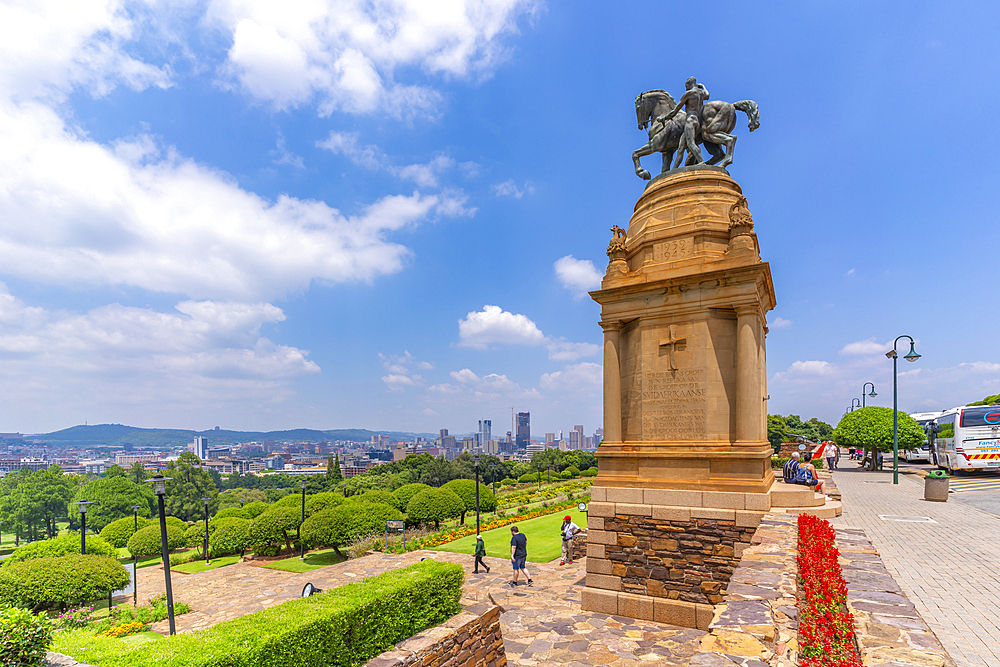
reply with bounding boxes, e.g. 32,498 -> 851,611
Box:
831,465 -> 1000,667
134,550 -> 704,666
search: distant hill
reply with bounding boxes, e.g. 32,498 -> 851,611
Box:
32,424 -> 436,449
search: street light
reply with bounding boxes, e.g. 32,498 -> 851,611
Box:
886,335 -> 921,484
862,382 -> 877,408
488,463 -> 499,511
202,497 -> 211,565
851,398 -> 861,412
535,464 -> 541,491
147,474 -> 176,635
299,479 -> 307,561
72,500 -> 95,554
131,505 -> 140,606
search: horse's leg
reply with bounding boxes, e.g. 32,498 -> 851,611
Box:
661,150 -> 673,174
703,132 -> 736,168
632,143 -> 655,180
704,142 -> 725,165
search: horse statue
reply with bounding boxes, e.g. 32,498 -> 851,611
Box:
632,88 -> 759,180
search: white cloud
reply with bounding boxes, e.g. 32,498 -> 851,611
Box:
785,360 -> 834,376
206,0 -> 540,117
429,369 -> 540,402
546,338 -> 601,362
379,351 -> 431,391
554,255 -> 602,298
381,374 -> 419,391
318,132 -> 460,188
491,179 -> 534,198
451,368 -> 480,383
769,317 -> 792,329
845,268 -> 856,276
840,337 -> 887,356
457,305 -> 544,349
540,362 -> 602,393
270,133 -> 305,169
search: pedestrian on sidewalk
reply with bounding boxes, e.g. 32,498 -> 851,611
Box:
509,526 -> 532,586
560,516 -> 581,565
473,534 -> 490,574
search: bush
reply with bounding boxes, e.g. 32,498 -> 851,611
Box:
213,507 -> 251,521
563,466 -> 581,478
208,518 -> 251,557
500,478 -> 517,487
581,467 -> 598,477
127,524 -> 185,558
248,505 -> 302,551
51,560 -> 462,667
243,501 -> 270,519
0,554 -> 129,608
833,407 -> 925,453
353,489 -> 400,510
71,476 -> 154,532
392,483 -> 430,510
271,493 -> 303,509
517,472 -> 540,484
406,488 -> 464,529
301,503 -> 403,551
99,516 -> 152,548
164,516 -> 188,531
183,523 -> 211,549
3,533 -> 117,568
306,492 -> 345,516
0,606 -> 52,667
441,479 -> 497,523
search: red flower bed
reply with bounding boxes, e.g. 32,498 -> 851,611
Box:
797,514 -> 862,667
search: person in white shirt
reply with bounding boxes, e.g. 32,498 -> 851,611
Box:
560,516 -> 581,565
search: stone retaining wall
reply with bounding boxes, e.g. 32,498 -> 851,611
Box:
365,603 -> 507,667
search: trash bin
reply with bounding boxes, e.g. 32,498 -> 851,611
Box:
924,471 -> 949,502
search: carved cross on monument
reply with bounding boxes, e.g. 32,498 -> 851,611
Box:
658,324 -> 686,371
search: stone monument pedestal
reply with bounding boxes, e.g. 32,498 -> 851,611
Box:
581,167 -> 777,628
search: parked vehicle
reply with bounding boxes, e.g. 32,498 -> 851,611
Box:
920,406 -> 1000,474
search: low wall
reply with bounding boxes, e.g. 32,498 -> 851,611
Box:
364,603 -> 506,667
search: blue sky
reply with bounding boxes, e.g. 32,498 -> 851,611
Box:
0,1 -> 997,436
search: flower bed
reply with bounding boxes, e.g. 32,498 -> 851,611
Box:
420,498 -> 585,549
797,514 -> 861,667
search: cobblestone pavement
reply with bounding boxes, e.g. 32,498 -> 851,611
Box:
831,465 -> 1000,667
135,550 -> 704,666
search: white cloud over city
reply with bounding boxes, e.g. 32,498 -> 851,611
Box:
554,255 -> 602,298
457,305 -> 599,361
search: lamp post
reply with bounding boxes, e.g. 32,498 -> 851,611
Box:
535,464 -> 541,491
72,500 -> 95,554
862,382 -> 877,408
886,335 -> 921,484
202,497 -> 211,565
474,455 -> 481,538
489,463 -> 498,510
299,479 -> 307,561
131,504 -> 140,606
851,398 -> 861,412
148,474 -> 176,635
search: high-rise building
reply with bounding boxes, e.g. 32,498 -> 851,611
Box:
191,436 -> 208,459
477,419 -> 492,447
568,425 -> 585,450
516,412 -> 530,450
545,432 -> 555,445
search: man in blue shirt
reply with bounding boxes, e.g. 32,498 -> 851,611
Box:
509,526 -> 532,587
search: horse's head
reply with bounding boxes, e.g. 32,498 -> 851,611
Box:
635,92 -> 651,130
635,90 -> 676,131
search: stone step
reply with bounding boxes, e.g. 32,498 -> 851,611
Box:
770,499 -> 843,519
770,484 -> 826,508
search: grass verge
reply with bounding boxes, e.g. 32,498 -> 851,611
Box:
259,548 -> 346,573
172,555 -> 241,574
433,508 -> 587,563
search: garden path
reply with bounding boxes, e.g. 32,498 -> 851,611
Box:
134,550 -> 705,666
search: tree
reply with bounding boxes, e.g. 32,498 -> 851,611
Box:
162,456 -> 219,521
248,505 -> 302,552
300,502 -> 402,558
833,407 -> 925,470
392,483 -> 430,510
970,393 -> 1000,406
128,461 -> 147,484
441,479 -> 497,524
767,414 -> 789,452
217,488 -> 267,509
326,454 -> 343,483
104,465 -> 126,478
72,475 -> 154,532
405,488 -> 463,529
418,456 -> 458,487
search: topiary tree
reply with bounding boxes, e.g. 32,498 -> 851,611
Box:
183,523 -> 212,549
563,466 -> 581,478
500,478 -> 517,487
305,492 -> 344,516
247,505 -> 302,552
71,476 -> 154,532
213,507 -> 251,521
834,407 -> 925,470
3,533 -> 117,568
405,488 -> 464,529
0,554 -> 129,609
581,467 -> 598,477
243,501 -> 270,519
392,483 -> 430,510
300,502 -> 403,558
518,472 -> 540,484
353,489 -> 400,510
208,517 -> 251,557
271,493 -> 304,509
441,479 -> 496,524
98,516 -> 152,548
126,524 -> 185,558
163,516 -> 188,531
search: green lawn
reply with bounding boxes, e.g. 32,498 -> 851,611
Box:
172,554 -> 241,574
259,548 -> 346,573
434,508 -> 587,563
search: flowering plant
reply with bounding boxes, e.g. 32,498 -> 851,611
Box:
55,606 -> 94,629
102,621 -> 148,638
797,514 -> 862,667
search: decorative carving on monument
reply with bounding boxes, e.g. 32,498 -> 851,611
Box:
728,195 -> 754,237
605,225 -> 628,278
632,78 -> 759,180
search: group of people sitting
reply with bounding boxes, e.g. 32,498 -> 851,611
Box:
781,451 -> 826,494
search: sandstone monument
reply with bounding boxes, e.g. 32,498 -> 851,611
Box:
582,81 -> 837,628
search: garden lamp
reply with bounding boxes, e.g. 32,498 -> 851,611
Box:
146,474 -> 176,635
887,335 -> 921,484
202,497 -> 211,564
72,500 -> 95,554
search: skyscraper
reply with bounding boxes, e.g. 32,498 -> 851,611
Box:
516,412 -> 530,450
191,436 -> 208,459
477,419 -> 491,448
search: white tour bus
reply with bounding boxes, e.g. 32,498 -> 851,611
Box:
906,411 -> 941,462
928,405 -> 1000,474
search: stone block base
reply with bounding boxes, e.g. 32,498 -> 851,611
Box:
581,589 -> 714,630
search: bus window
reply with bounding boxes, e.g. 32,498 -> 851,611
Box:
937,423 -> 955,438
960,407 -> 1000,428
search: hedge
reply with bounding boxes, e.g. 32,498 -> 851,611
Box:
352,489 -> 400,510
164,516 -> 188,531
52,559 -> 463,667
213,507 -> 251,521
0,554 -> 130,608
99,516 -> 152,548
772,457 -> 824,470
184,523 -> 211,549
208,518 -> 251,557
3,533 -> 117,568
242,501 -> 270,519
517,472 -> 541,483
301,502 -> 403,550
405,488 -> 463,529
0,606 -> 52,667
248,505 -> 302,551
305,492 -> 345,516
127,524 -> 186,558
441,479 -> 497,521
391,483 -> 430,510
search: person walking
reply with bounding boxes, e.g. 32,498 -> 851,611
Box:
560,516 -> 581,565
509,526 -> 532,586
473,534 -> 490,574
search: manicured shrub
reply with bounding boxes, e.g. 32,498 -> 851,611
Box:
183,523 -> 211,549
99,516 -> 152,548
518,472 -> 540,484
581,467 -> 598,477
248,505 -> 302,551
126,524 -> 185,558
301,502 -> 404,552
253,544 -> 280,558
500,478 -> 517,487
208,518 -> 251,557
0,554 -> 129,608
406,488 -> 464,529
563,466 -> 581,478
51,560 -> 463,667
306,492 -> 345,516
442,479 -> 497,523
213,507 -> 251,521
272,493 -> 303,509
392,483 -> 430,510
163,516 -> 188,531
3,533 -> 117,568
353,489 -> 400,510
0,606 -> 52,666
243,501 -> 270,518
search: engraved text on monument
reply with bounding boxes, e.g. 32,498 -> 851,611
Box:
642,369 -> 708,440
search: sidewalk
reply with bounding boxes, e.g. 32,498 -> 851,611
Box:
830,465 -> 1000,667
